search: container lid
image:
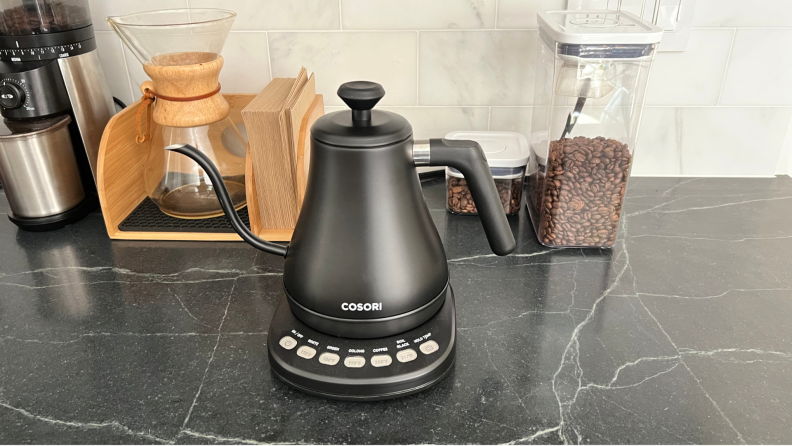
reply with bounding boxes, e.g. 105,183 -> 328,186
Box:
445,131 -> 530,168
538,10 -> 663,45
312,81 -> 412,148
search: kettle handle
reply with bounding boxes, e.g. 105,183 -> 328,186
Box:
424,139 -> 516,256
164,144 -> 288,257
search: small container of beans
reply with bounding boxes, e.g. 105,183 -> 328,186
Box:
527,10 -> 662,248
445,131 -> 529,216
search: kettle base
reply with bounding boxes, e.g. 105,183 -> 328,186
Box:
267,287 -> 456,401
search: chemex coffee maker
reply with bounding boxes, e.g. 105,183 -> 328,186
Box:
0,0 -> 114,230
168,81 -> 516,400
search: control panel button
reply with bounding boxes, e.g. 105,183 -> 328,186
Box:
0,83 -> 25,110
296,345 -> 316,359
419,340 -> 440,355
318,352 -> 340,366
344,356 -> 366,368
371,354 -> 393,367
396,348 -> 418,363
279,336 -> 297,350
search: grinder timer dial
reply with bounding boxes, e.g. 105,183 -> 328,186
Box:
0,83 -> 25,109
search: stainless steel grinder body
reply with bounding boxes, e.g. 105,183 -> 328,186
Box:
0,116 -> 85,219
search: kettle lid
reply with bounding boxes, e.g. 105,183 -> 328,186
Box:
311,81 -> 412,148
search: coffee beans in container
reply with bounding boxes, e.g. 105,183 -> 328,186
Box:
529,11 -> 661,247
447,175 -> 522,215
443,131 -> 530,217
527,136 -> 631,247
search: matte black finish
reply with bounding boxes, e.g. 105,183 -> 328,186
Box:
286,282 -> 450,339
284,135 -> 448,330
167,82 -> 513,384
312,82 -> 412,147
0,26 -> 97,61
269,289 -> 456,400
0,60 -> 72,119
429,138 -> 516,256
0,83 -> 24,109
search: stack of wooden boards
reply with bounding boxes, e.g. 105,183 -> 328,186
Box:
244,67 -> 324,232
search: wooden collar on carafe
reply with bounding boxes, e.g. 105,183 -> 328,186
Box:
136,55 -> 230,143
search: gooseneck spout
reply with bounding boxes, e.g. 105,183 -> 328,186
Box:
164,144 -> 288,257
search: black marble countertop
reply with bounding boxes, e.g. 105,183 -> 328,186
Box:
1,176 -> 791,445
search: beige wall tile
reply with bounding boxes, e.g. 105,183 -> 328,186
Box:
219,33 -> 272,94
496,0 -> 567,29
94,31 -> 133,105
189,0 -> 340,30
721,30 -> 792,106
90,0 -> 188,31
269,32 -> 417,106
646,29 -> 734,106
636,107 -> 792,176
419,31 -> 537,106
341,0 -> 495,30
693,0 -> 792,28
489,107 -> 533,138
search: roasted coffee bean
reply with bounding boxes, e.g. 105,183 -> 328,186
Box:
528,136 -> 632,247
0,3 -> 89,35
447,176 -> 522,215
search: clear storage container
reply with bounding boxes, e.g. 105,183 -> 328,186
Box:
0,0 -> 90,35
445,131 -> 529,216
527,10 -> 662,248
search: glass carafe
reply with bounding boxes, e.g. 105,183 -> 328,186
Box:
107,9 -> 247,219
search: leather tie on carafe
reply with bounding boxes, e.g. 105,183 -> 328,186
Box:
135,83 -> 222,143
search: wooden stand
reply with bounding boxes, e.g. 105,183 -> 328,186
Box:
96,93 -> 324,241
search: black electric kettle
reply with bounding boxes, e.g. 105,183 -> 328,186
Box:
167,81 -> 515,399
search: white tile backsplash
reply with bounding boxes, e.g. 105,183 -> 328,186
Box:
89,0 -> 792,176
489,107 -> 533,138
646,29 -> 734,106
720,30 -> 792,106
341,0 -> 496,30
89,0 -> 188,31
188,0 -> 340,30
380,107 -> 489,139
635,107 -> 792,176
496,0 -> 567,29
268,32 -> 417,106
693,0 -> 792,28
419,31 -> 536,106
634,108 -> 681,176
219,33 -> 272,94
94,32 -> 133,105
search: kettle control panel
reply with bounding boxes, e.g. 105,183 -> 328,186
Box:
278,334 -> 440,370
267,288 -> 456,399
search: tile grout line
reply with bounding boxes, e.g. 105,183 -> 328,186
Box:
217,26 -> 786,34
338,0 -> 343,30
716,29 -> 738,106
494,0 -> 500,29
266,32 -> 273,81
416,31 -> 420,105
228,28 -> 539,33
487,106 -> 492,130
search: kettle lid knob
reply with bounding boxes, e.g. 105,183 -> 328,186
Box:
337,81 -> 385,123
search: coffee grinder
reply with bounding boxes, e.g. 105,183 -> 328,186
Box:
0,0 -> 114,230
